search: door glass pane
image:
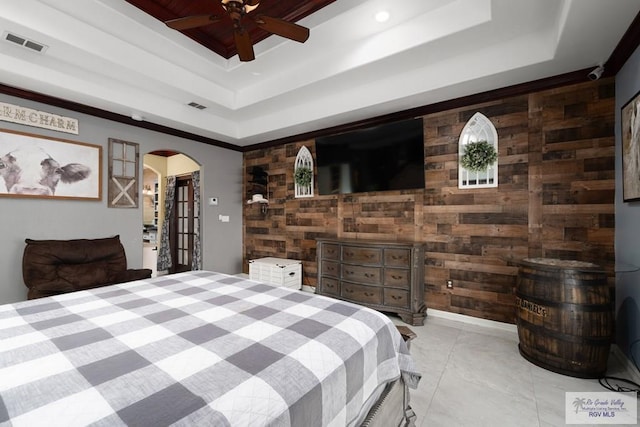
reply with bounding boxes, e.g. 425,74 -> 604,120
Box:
113,160 -> 123,176
112,142 -> 123,157
125,161 -> 135,177
125,144 -> 135,159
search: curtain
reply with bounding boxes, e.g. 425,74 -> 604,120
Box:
157,175 -> 176,273
191,170 -> 202,270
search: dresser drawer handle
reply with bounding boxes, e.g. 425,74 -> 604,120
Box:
391,275 -> 403,280
364,273 -> 374,278
391,255 -> 403,260
327,283 -> 335,288
345,270 -> 354,275
364,292 -> 374,297
391,295 -> 402,300
345,251 -> 375,259
345,289 -> 354,294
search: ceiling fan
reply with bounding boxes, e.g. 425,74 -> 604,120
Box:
165,0 -> 310,62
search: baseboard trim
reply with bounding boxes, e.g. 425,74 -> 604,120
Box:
427,308 -> 518,333
610,344 -> 640,384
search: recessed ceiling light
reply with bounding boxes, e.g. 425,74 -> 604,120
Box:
375,10 -> 390,23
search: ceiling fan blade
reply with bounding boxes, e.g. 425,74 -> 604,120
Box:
255,15 -> 310,43
165,15 -> 220,30
234,29 -> 255,61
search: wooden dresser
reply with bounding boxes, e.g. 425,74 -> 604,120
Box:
316,238 -> 426,325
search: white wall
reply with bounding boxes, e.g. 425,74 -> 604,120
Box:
615,46 -> 640,362
0,93 -> 244,304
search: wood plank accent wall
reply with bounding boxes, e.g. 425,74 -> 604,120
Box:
243,78 -> 615,324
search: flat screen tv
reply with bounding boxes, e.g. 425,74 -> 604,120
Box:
315,117 -> 425,195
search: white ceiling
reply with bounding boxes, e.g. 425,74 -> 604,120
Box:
0,0 -> 638,147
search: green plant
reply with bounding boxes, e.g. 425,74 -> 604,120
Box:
294,166 -> 313,186
460,140 -> 498,171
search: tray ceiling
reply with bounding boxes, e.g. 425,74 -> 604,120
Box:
0,1 -> 639,147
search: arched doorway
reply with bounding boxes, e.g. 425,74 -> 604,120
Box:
143,150 -> 201,275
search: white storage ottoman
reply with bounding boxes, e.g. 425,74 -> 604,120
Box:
249,257 -> 302,290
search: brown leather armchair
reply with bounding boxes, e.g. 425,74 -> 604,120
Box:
23,235 -> 152,299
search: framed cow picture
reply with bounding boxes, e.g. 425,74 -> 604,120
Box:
0,128 -> 102,200
622,88 -> 640,202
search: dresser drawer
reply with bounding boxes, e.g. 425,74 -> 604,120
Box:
341,264 -> 381,285
384,268 -> 410,288
384,248 -> 411,267
321,244 -> 340,260
342,282 -> 382,305
321,261 -> 340,277
320,277 -> 340,297
342,247 -> 382,264
384,288 -> 410,308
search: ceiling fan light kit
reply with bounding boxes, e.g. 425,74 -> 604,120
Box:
165,0 -> 310,62
221,0 -> 259,14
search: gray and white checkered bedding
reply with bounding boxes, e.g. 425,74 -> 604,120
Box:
0,271 -> 420,426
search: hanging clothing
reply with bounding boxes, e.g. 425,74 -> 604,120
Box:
157,175 -> 176,272
191,170 -> 202,271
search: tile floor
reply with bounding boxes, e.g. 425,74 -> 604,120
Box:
395,313 -> 639,427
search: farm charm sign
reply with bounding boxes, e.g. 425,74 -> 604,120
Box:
0,102 -> 79,135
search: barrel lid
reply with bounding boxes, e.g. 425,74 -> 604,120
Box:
519,258 -> 604,272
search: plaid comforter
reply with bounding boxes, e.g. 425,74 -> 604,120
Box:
0,271 -> 420,426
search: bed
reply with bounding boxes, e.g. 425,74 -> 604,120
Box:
0,270 -> 420,426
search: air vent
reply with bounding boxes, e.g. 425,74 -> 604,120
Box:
187,101 -> 207,110
3,32 -> 47,53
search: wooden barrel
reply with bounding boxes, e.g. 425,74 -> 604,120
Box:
515,258 -> 612,378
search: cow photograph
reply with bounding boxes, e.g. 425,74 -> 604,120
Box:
0,129 -> 101,200
622,90 -> 640,202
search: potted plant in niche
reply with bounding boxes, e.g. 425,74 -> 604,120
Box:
294,166 -> 313,187
460,140 -> 498,171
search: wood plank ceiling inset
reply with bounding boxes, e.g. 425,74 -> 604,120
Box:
124,0 -> 336,59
